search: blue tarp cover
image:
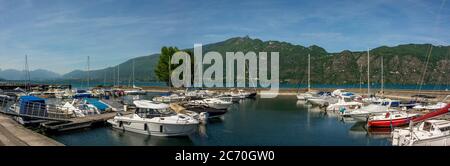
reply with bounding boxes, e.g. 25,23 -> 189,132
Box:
19,96 -> 47,116
84,98 -> 109,112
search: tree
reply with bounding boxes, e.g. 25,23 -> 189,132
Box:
155,46 -> 179,86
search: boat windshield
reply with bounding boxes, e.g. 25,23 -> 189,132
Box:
423,122 -> 432,132
135,108 -> 175,118
344,97 -> 353,102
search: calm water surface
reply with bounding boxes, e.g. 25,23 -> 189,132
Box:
48,94 -> 391,146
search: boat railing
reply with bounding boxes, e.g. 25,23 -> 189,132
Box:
0,98 -> 71,121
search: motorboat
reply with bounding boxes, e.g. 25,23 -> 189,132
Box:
124,87 -> 147,95
107,100 -> 199,136
8,96 -> 48,125
296,91 -> 316,100
217,94 -> 240,103
392,119 -> 450,146
413,95 -> 450,111
343,99 -> 396,121
152,94 -> 185,103
326,95 -> 363,112
178,102 -> 228,118
367,111 -> 418,128
189,98 -> 233,110
307,92 -> 337,107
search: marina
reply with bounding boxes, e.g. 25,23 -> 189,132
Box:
1,84 -> 449,146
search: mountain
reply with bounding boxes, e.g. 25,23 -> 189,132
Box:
0,69 -> 61,80
61,36 -> 450,85
62,54 -> 161,82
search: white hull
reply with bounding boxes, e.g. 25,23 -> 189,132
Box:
108,119 -> 197,137
392,129 -> 450,146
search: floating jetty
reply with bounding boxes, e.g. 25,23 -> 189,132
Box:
0,115 -> 63,146
0,82 -> 71,91
41,111 -> 131,132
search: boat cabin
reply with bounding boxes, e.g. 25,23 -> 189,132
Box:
419,120 -> 450,134
133,100 -> 175,118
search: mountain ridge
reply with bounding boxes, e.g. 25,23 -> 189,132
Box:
3,36 -> 449,85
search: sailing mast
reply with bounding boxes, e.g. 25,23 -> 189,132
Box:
381,56 -> 384,98
112,67 -> 116,87
359,65 -> 362,94
132,59 -> 135,87
24,55 -> 31,92
169,53 -> 171,91
87,56 -> 90,88
367,48 -> 370,97
117,64 -> 120,86
308,53 -> 311,92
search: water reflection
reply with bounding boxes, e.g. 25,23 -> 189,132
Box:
348,122 -> 392,139
50,95 -> 391,146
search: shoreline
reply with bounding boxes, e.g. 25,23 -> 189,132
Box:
137,86 -> 450,102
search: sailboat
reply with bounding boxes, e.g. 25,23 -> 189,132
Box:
297,54 -> 317,100
124,59 -> 146,95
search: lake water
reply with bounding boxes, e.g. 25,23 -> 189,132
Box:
48,94 -> 391,146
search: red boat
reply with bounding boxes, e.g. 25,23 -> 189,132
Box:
367,112 -> 418,128
367,103 -> 450,128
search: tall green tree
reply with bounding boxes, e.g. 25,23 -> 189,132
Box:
155,46 -> 179,86
155,47 -> 196,87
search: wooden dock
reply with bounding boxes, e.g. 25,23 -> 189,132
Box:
41,111 -> 132,132
0,115 -> 63,146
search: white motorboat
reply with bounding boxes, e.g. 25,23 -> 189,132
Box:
343,99 -> 396,121
107,100 -> 199,136
152,94 -> 185,103
190,98 -> 233,110
326,95 -> 363,112
413,95 -> 450,111
124,89 -> 147,95
392,120 -> 450,146
217,94 -> 240,103
296,92 -> 316,100
307,95 -> 337,107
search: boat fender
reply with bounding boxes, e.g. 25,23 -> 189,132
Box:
144,123 -> 148,131
160,125 -> 163,133
119,121 -> 123,127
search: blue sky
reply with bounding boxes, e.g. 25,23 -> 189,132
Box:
0,0 -> 449,74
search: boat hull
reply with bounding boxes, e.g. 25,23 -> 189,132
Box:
367,118 -> 411,128
108,119 -> 198,137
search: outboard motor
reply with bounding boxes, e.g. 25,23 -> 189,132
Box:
199,112 -> 209,124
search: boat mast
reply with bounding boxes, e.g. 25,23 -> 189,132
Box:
24,55 -> 30,92
359,64 -> 362,94
367,48 -> 370,97
87,56 -> 90,88
103,70 -> 106,87
308,53 -> 311,92
132,59 -> 135,87
117,64 -> 120,86
112,67 -> 116,87
381,56 -> 384,98
169,53 -> 171,91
